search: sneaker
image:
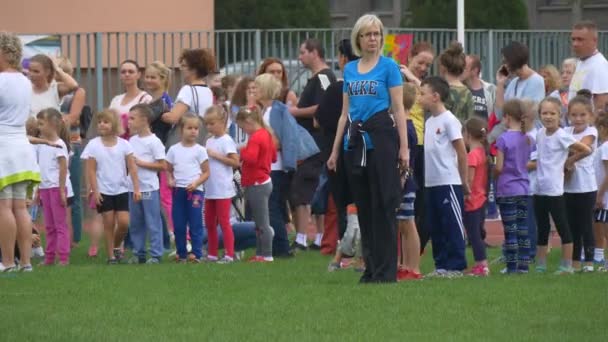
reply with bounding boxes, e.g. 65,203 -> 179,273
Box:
176,258 -> 187,264
217,256 -> 234,264
290,241 -> 308,252
426,269 -> 449,278
446,271 -> 464,279
168,250 -> 177,258
404,271 -> 424,280
247,256 -> 273,263
88,245 -> 98,258
189,257 -> 202,264
500,268 -> 508,274
535,265 -> 547,273
107,258 -> 118,265
554,266 -> 575,275
468,265 -> 490,277
0,264 -> 17,273
58,261 -> 69,267
594,260 -> 606,272
32,246 -> 45,258
205,255 -> 219,263
582,265 -> 594,273
327,262 -> 341,272
19,264 -> 33,272
146,257 -> 161,264
113,248 -> 124,261
397,268 -> 410,281
309,244 -> 321,251
234,251 -> 245,261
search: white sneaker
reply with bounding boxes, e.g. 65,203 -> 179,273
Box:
582,265 -> 595,273
217,256 -> 234,264
234,251 -> 244,261
427,269 -> 449,278
0,263 -> 17,272
19,264 -> 33,272
32,246 -> 45,258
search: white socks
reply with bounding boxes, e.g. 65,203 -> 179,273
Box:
314,233 -> 323,246
594,248 -> 605,262
296,233 -> 307,246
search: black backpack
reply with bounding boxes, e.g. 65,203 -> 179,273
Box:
79,105 -> 93,139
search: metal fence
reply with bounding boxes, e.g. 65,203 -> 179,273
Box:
51,28 -> 608,111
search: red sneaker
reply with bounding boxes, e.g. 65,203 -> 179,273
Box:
405,271 -> 423,280
397,268 -> 410,281
247,256 -> 273,263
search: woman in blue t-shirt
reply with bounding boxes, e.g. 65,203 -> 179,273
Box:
327,14 -> 409,284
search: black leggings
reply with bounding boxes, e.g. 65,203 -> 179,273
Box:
413,145 -> 430,251
564,192 -> 596,262
534,195 -> 572,246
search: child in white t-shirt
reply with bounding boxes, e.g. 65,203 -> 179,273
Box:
563,95 -> 598,272
534,97 -> 591,274
593,114 -> 608,270
35,108 -> 72,267
203,106 -> 239,263
126,104 -> 166,264
419,76 -> 469,277
166,113 -> 210,263
82,109 -> 140,264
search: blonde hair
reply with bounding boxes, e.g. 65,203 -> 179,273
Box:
255,73 -> 282,101
37,108 -> 71,153
178,112 -> 201,132
403,83 -> 418,111
95,109 -> 122,136
540,64 -> 561,94
351,14 -> 385,57
146,61 -> 171,92
57,56 -> 74,76
0,31 -> 23,69
562,58 -> 577,70
204,105 -> 228,124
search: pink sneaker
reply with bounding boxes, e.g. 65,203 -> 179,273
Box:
469,264 -> 490,277
88,245 -> 98,257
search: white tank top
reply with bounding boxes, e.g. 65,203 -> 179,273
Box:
30,80 -> 60,117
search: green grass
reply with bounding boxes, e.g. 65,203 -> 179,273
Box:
1,244 -> 607,342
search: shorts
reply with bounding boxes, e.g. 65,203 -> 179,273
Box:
0,182 -> 28,200
289,153 -> 323,207
595,209 -> 608,223
97,193 -> 129,213
396,192 -> 416,221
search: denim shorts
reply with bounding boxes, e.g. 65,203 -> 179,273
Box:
396,192 -> 416,221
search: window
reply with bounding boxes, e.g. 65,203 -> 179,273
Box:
372,0 -> 394,11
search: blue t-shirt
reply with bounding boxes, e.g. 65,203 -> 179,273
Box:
343,56 -> 402,149
496,72 -> 545,119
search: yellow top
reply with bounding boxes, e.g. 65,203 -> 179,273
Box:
410,101 -> 425,145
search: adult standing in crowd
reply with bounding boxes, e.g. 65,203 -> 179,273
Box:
463,54 -> 496,121
28,54 -> 79,117
163,48 -> 216,146
494,41 -> 545,129
399,41 -> 434,253
316,39 -> 359,241
328,14 -> 409,283
439,42 -> 474,123
0,32 -> 40,272
109,60 -> 152,139
289,38 -> 336,251
57,56 -> 87,247
257,58 -> 298,106
569,20 -> 608,111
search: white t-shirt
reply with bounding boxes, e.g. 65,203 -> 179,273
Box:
569,52 -> 608,100
527,129 -> 538,195
30,80 -> 60,117
175,85 -> 213,117
129,134 -> 166,192
81,137 -> 134,195
594,141 -> 608,209
109,91 -> 153,116
205,134 -> 237,199
564,126 -> 598,193
0,72 -> 32,127
166,142 -> 208,192
67,150 -> 74,198
536,128 -> 577,196
424,110 -> 463,187
262,107 -> 283,171
35,139 -> 69,190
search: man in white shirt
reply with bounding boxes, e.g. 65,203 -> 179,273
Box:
569,20 -> 608,112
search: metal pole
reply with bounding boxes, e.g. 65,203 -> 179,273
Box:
457,0 -> 465,51
95,32 -> 104,112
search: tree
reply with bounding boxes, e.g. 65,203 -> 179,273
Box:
215,0 -> 331,29
405,0 -> 529,29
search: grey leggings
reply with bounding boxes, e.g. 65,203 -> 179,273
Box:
245,182 -> 274,257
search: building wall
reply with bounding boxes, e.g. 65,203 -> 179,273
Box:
1,0 -> 214,33
527,0 -> 608,29
330,0 -> 404,27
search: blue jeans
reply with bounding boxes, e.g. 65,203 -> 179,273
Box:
69,143 -> 83,242
269,171 -> 290,255
172,188 -> 206,259
129,191 -> 163,258
498,196 -> 530,272
203,221 -> 257,251
311,166 -> 330,215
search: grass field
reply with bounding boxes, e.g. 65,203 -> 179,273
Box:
1,243 -> 607,341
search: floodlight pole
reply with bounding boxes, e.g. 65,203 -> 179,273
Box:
457,0 -> 465,51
